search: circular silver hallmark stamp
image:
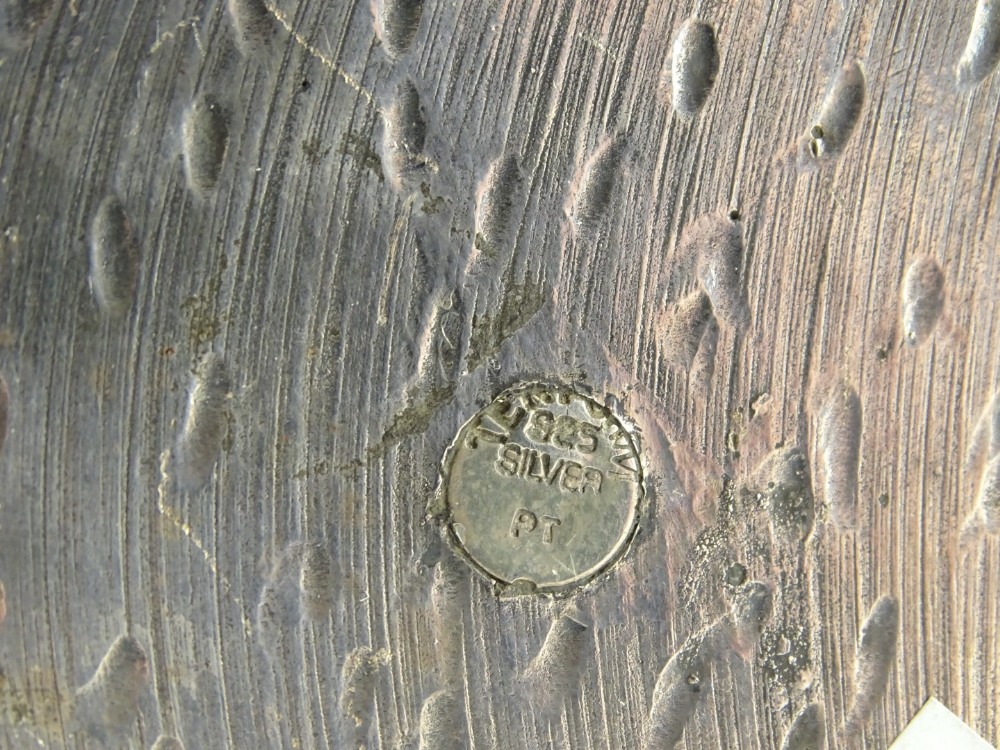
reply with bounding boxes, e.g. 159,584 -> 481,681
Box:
437,382 -> 643,595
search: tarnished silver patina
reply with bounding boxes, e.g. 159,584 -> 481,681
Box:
437,382 -> 643,595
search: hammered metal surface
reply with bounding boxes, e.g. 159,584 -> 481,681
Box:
0,0 -> 999,748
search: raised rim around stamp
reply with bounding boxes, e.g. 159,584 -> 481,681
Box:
432,380 -> 645,597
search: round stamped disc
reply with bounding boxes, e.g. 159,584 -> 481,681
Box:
439,382 -> 643,595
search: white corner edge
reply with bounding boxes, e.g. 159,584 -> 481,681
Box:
888,697 -> 995,750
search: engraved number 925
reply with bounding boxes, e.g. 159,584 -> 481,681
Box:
524,410 -> 599,454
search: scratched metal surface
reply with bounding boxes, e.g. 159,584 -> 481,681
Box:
0,0 -> 998,748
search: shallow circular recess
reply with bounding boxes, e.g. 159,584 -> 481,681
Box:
438,382 -> 643,595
